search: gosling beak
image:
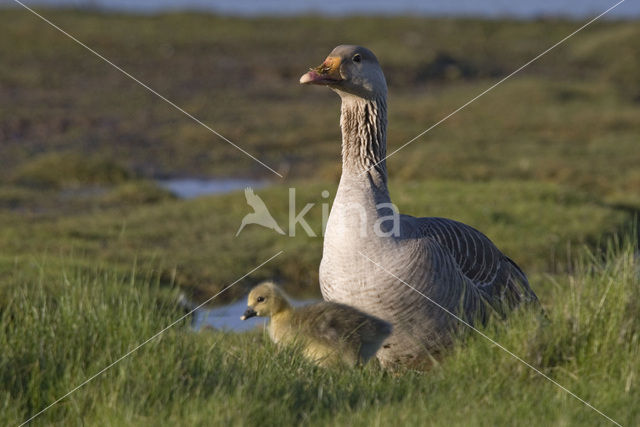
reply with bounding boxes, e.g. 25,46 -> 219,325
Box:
241,307 -> 257,320
300,56 -> 343,85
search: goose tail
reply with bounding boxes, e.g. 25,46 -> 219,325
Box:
496,256 -> 541,314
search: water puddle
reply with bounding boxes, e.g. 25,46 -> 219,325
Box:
8,1 -> 640,19
189,297 -> 317,332
157,178 -> 267,199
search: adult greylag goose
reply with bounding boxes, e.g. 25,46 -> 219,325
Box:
241,281 -> 392,367
300,45 -> 540,369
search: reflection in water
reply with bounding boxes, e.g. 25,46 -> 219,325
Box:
3,0 -> 639,18
189,297 -> 317,332
157,178 -> 266,199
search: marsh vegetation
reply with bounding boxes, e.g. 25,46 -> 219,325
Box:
0,9 -> 639,425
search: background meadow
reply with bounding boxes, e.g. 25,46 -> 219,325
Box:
0,6 -> 639,425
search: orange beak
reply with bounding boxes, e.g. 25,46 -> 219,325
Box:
300,56 -> 343,85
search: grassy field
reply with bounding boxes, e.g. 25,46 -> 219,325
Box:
2,10 -> 640,196
1,8 -> 639,426
1,235 -> 638,425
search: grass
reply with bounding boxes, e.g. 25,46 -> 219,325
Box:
1,234 -> 637,425
0,179 -> 630,303
11,152 -> 134,189
1,10 -> 639,202
1,9 -> 639,426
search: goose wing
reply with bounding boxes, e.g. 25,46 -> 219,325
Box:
415,217 -> 539,308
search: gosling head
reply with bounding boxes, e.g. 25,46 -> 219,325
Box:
241,281 -> 289,320
299,45 -> 387,100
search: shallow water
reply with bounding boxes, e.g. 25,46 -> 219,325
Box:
190,297 -> 317,332
157,178 -> 266,199
3,0 -> 639,18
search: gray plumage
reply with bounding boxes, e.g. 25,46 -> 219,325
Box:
300,45 -> 540,369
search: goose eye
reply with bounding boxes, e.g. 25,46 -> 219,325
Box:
256,296 -> 265,303
352,54 -> 361,63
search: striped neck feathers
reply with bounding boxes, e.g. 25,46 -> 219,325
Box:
340,95 -> 388,182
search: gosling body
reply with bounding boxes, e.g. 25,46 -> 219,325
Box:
241,282 -> 392,367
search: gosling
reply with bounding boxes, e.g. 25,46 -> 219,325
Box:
241,281 -> 392,367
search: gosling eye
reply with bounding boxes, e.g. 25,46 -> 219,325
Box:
256,296 -> 265,303
352,54 -> 361,63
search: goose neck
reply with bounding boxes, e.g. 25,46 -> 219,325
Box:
339,95 -> 388,185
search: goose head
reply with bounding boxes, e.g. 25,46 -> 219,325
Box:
241,281 -> 289,320
300,45 -> 387,100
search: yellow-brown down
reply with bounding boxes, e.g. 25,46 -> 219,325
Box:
241,281 -> 392,367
